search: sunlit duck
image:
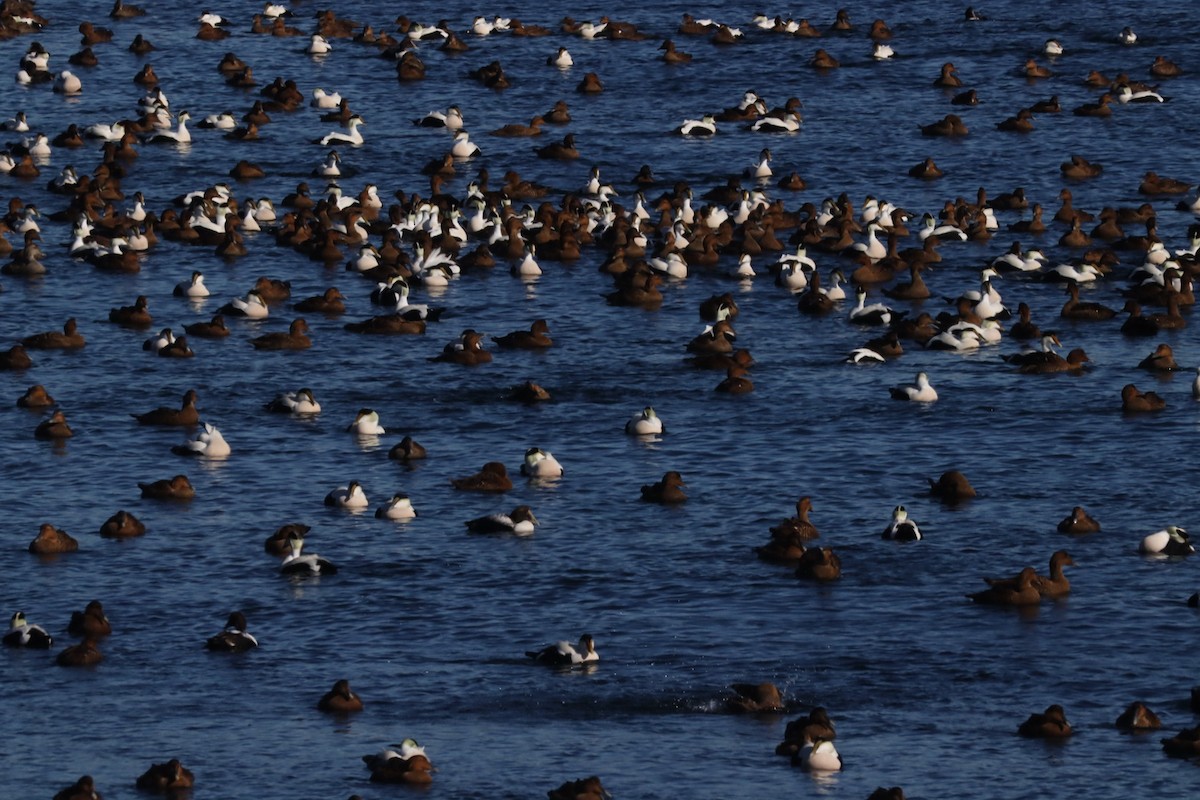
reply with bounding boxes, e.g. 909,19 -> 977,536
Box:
796,738 -> 842,771
307,33 -> 331,55
522,447 -> 563,478
676,115 -> 716,136
220,289 -> 269,318
1114,701 -> 1161,732
1121,383 -> 1166,413
144,110 -> 191,144
625,406 -> 664,435
489,115 -> 545,137
318,679 -> 363,712
466,505 -> 539,535
526,633 -> 598,666
205,611 -> 257,652
881,505 -> 922,541
280,532 -> 337,575
1016,705 -> 1075,738
17,384 -> 55,409
992,242 -> 1045,272
294,288 -> 345,315
1044,38 -> 1064,56
4,611 -> 52,648
1061,282 -> 1116,319
1117,26 -> 1137,45
1052,506 -> 1100,535
1151,56 -> 1182,78
1162,726 -> 1200,757
890,372 -> 937,402
872,42 -> 894,59
908,157 -> 943,179
250,318 -> 311,350
56,639 -> 103,667
28,523 -> 76,556
325,480 -> 370,508
924,470 -> 975,503
136,760 -> 194,794
53,70 -> 82,94
492,319 -> 552,349
319,115 -> 364,146
795,547 -> 841,581
1026,550 -> 1076,598
432,329 -> 492,365
134,390 -> 199,426
746,147 -> 772,177
171,422 -> 230,458
767,496 -> 819,545
96,509 -> 144,539
641,470 -> 687,503
848,286 -> 895,325
173,270 -> 209,298
776,707 -> 837,756
452,462 -> 512,492
809,48 -> 839,68
109,295 -> 153,328
69,601 -> 111,638
1140,525 -> 1193,555
1117,83 -> 1167,104
143,327 -> 175,353
185,315 -> 229,339
139,474 -> 195,500
22,318 -> 85,349
968,566 -> 1040,605
934,62 -> 962,87
412,104 -> 464,133
364,738 -> 433,784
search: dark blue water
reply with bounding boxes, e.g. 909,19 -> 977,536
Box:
4,2 -> 1200,798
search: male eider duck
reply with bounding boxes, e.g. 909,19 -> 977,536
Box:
280,532 -> 338,575
325,481 -> 368,509
347,408 -> 384,435
466,505 -> 539,535
205,611 -> 258,652
265,388 -> 320,415
625,406 -> 664,435
881,505 -> 922,541
171,422 -> 231,458
521,446 -> 563,478
376,493 -> 417,521
890,372 -> 937,402
526,633 -> 598,666
4,611 -> 52,648
1140,525 -> 1194,556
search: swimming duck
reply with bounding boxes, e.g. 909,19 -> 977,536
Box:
143,110 -> 191,145
848,286 -> 896,326
1117,26 -> 1137,45
1056,506 -> 1100,535
136,759 -> 194,793
293,288 -> 345,316
143,327 -> 176,353
250,318 -> 311,350
109,295 -> 152,328
881,505 -> 922,541
173,271 -> 209,298
263,523 -> 311,556
375,493 -> 417,521
452,462 -> 512,492
364,739 -> 433,784
1018,705 -> 1075,738
641,471 -> 687,503
171,422 -> 230,458
928,470 -> 976,503
1150,56 -> 1182,78
1162,726 -> 1200,757
68,601 -> 111,638
56,640 -> 102,668
432,329 -> 492,365
219,289 -> 269,319
280,532 -> 338,575
17,384 -> 55,408
1030,550 -> 1075,598
968,566 -> 1040,605
389,436 -> 428,462
908,157 -> 943,180
319,115 -> 364,146
1061,282 -> 1116,320
184,315 -> 229,339
28,522 -> 78,554
4,611 -> 52,648
325,481 -> 368,508
414,106 -> 464,130
795,546 -> 841,581
522,447 -> 563,478
21,318 -> 85,350
134,390 -> 199,426
34,410 -> 73,440
1140,525 -> 1194,556
1121,384 -> 1166,413
53,70 -> 82,94
466,505 -> 539,535
548,777 -> 609,800
265,388 -> 320,415
796,738 -> 842,771
890,372 -> 937,402
676,114 -> 717,136
99,510 -> 145,538
526,633 -> 598,666
1137,343 -> 1179,372
776,707 -> 837,758
1112,701 -> 1160,732
138,474 -> 195,500
205,611 -> 258,652
625,406 -> 664,435
534,133 -> 579,160
318,679 -> 364,712
727,682 -> 785,713
492,319 -> 553,349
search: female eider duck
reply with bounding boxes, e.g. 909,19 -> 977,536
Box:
4,611 -> 52,648
641,471 -> 687,503
28,523 -> 79,554
138,474 -> 195,500
68,601 -> 111,638
1140,525 -> 1194,556
727,682 -> 785,713
136,760 -> 194,794
1116,701 -> 1161,731
526,633 -> 598,666
205,611 -> 258,652
466,505 -> 539,535
1018,704 -> 1073,737
375,493 -> 417,521
1057,506 -> 1100,534
318,679 -> 364,712
99,509 -> 145,538
451,462 -> 512,492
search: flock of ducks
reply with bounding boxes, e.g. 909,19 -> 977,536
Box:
2,1 -> 1200,797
